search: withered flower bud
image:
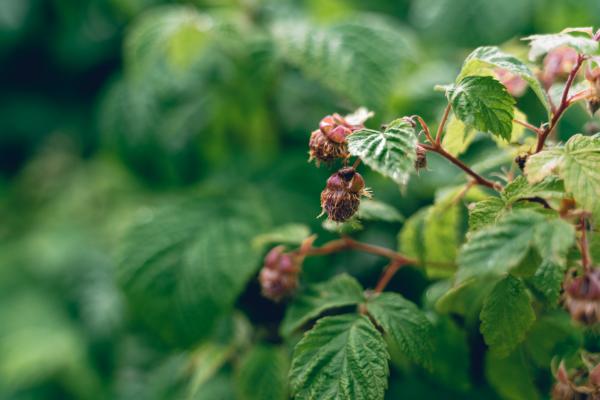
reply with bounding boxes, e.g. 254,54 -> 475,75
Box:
259,246 -> 301,302
308,110 -> 373,166
551,362 -> 581,400
415,146 -> 427,171
564,268 -> 600,325
585,67 -> 600,116
495,68 -> 528,97
515,153 -> 529,171
320,167 -> 370,222
541,47 -> 579,88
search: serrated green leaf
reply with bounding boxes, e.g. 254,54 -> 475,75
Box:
457,211 -> 544,282
366,293 -> 433,369
280,274 -> 364,337
533,218 -> 575,265
357,199 -> 404,222
524,33 -> 599,61
441,115 -> 478,157
423,201 -> 460,277
347,119 -> 418,186
398,208 -> 427,264
237,345 -> 289,400
486,350 -> 540,400
530,260 -> 564,305
272,16 -> 415,108
468,197 -> 505,232
118,198 -> 268,344
436,277 -> 500,328
502,175 -> 564,205
289,314 -> 389,400
524,147 -> 565,183
480,276 -> 535,356
458,46 -> 550,113
447,76 -> 515,141
562,134 -> 600,220
253,224 -> 311,249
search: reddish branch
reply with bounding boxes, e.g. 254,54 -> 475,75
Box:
535,54 -> 586,153
303,236 -> 452,292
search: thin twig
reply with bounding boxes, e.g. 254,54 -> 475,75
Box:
435,103 -> 452,146
414,115 -> 435,144
580,216 -> 592,272
513,118 -> 542,136
535,54 -> 585,153
374,260 -> 404,293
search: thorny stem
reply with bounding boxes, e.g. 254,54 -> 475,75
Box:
535,54 -> 586,153
580,216 -> 592,272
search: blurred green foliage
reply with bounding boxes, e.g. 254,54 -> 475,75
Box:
1,0 -> 599,399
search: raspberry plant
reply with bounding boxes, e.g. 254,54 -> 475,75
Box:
250,28 -> 600,399
112,17 -> 600,399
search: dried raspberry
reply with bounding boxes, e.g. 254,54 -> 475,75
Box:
541,47 -> 579,88
259,246 -> 301,302
320,167 -> 370,222
415,146 -> 427,171
585,67 -> 600,116
495,68 -> 528,97
563,268 -> 600,324
308,110 -> 372,166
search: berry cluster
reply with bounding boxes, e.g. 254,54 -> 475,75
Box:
258,246 -> 302,302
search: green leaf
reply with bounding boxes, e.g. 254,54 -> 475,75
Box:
524,148 -> 565,183
272,16 -> 416,108
458,46 -> 550,113
356,199 -> 404,222
253,224 -> 311,249
523,33 -> 599,61
485,350 -> 540,400
422,200 -> 460,277
526,135 -> 600,220
427,316 -> 471,391
366,293 -> 434,369
480,276 -> 535,356
289,314 -> 389,400
398,208 -> 427,263
446,76 -> 515,141
468,197 -> 505,232
530,260 -> 564,305
562,134 -> 600,220
280,274 -> 364,337
524,312 -> 582,367
441,115 -> 478,157
347,119 -> 418,186
533,218 -> 575,265
118,198 -> 268,344
322,218 -> 363,234
457,211 -> 544,282
237,345 -> 289,400
501,176 -> 564,205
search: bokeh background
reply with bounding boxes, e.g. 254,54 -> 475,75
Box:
1,0 -> 600,399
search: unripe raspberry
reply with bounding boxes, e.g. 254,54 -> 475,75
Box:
563,268 -> 600,325
259,246 -> 301,302
320,167 -> 370,222
540,47 -> 579,88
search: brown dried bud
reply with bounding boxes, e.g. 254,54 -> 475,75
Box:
308,129 -> 350,166
415,146 -> 427,171
259,246 -> 301,302
515,153 -> 529,171
541,47 -> 579,88
495,68 -> 528,97
308,110 -> 373,166
564,268 -> 600,324
587,96 -> 600,116
552,363 -> 581,400
320,167 -> 370,222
